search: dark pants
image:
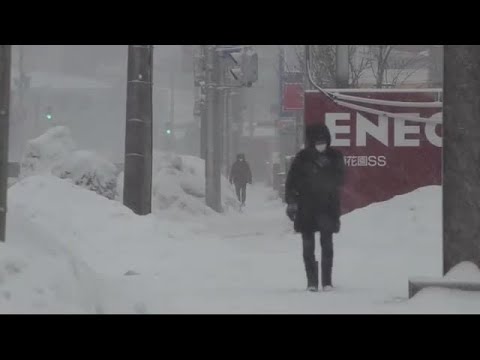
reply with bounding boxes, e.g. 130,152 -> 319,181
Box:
235,183 -> 247,204
302,231 -> 333,288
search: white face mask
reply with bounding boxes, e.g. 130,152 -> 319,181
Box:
315,144 -> 327,152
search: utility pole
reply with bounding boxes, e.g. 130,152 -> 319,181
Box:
195,45 -> 207,160
200,85 -> 207,160
18,45 -> 25,120
169,71 -> 175,125
205,45 -> 222,212
443,45 -> 480,274
203,45 -> 258,212
230,90 -> 242,164
168,70 -> 175,152
224,89 -> 232,175
216,51 -> 226,177
123,45 -> 154,215
248,91 -> 255,137
0,45 -> 11,242
213,47 -> 224,210
335,45 -> 349,88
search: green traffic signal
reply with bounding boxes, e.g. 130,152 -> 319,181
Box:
166,129 -> 172,135
46,114 -> 52,120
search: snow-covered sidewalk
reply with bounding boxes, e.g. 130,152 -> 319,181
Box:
1,175 -> 480,313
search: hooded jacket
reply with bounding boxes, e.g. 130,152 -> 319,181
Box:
230,154 -> 252,186
285,124 -> 345,233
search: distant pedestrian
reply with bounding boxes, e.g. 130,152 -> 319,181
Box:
229,153 -> 252,206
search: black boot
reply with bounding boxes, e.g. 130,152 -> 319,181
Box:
312,261 -> 319,291
321,259 -> 333,289
320,232 -> 334,290
305,261 -> 319,292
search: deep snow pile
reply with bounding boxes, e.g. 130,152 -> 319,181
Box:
20,126 -> 75,178
19,126 -> 118,199
117,152 -> 240,216
0,205 -> 105,313
20,127 -> 239,215
54,150 -> 118,200
2,175 -> 236,313
3,173 -> 480,314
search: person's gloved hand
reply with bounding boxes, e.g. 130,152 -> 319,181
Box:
333,218 -> 341,234
286,203 -> 298,221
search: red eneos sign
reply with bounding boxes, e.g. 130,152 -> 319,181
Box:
304,89 -> 442,215
283,83 -> 304,112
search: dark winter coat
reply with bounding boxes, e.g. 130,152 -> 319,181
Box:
285,124 -> 345,234
230,160 -> 252,186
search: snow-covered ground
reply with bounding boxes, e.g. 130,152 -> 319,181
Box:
2,173 -> 480,313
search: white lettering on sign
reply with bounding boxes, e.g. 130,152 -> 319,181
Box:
394,114 -> 420,147
344,155 -> 387,167
356,114 -> 388,147
325,113 -> 350,147
324,112 -> 442,148
425,112 -> 442,147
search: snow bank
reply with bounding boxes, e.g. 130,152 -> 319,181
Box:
20,127 -> 239,215
4,171 -> 480,313
53,150 -> 118,200
0,206 -> 105,313
19,126 -> 118,199
20,126 -> 75,178
331,185 -> 442,302
4,174 -> 234,313
8,175 -> 201,276
117,152 -> 240,216
342,185 -> 441,246
402,262 -> 480,314
445,261 -> 480,282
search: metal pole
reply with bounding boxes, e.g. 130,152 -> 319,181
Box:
205,45 -> 221,212
0,45 -> 11,242
18,45 -> 25,118
123,45 -> 154,215
213,48 -> 224,211
443,45 -> 480,274
197,46 -> 207,160
336,45 -> 349,88
230,90 -> 241,165
168,70 -> 175,152
200,85 -> 207,160
224,89 -> 231,174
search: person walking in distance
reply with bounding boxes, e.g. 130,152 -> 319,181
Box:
229,153 -> 252,206
285,124 -> 345,292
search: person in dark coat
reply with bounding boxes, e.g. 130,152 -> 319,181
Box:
285,123 -> 345,292
229,153 -> 253,206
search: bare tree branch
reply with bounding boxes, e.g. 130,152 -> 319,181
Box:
348,46 -> 371,88
387,52 -> 428,87
295,45 -> 368,88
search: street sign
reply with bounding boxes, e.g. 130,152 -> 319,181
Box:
282,83 -> 304,112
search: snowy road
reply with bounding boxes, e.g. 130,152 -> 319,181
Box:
2,176 -> 480,314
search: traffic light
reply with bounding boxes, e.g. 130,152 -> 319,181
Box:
164,121 -> 173,136
227,47 -> 258,87
45,106 -> 53,121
